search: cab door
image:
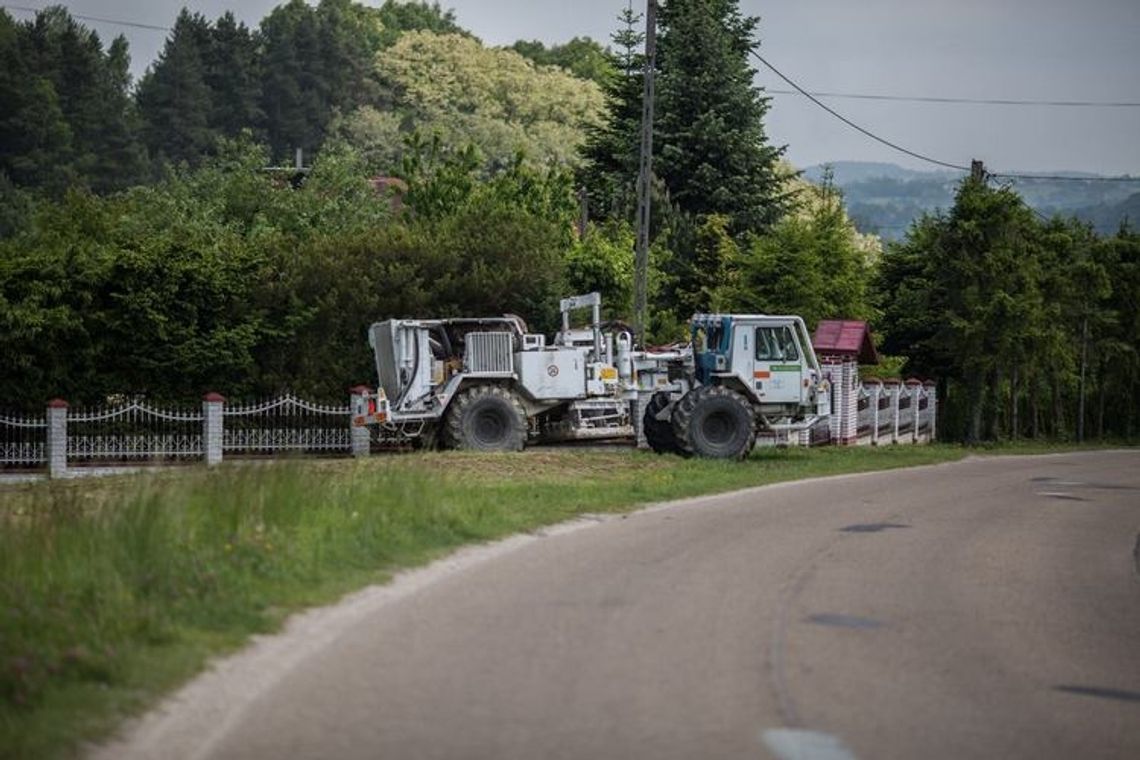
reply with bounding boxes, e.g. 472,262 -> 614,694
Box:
751,323 -> 806,404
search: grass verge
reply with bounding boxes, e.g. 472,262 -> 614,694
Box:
0,442 -> 1115,757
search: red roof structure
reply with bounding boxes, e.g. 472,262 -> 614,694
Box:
812,320 -> 879,364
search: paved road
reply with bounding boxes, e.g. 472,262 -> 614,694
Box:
102,452 -> 1140,760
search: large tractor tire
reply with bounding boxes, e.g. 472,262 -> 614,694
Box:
442,385 -> 527,452
643,391 -> 679,454
671,385 -> 756,460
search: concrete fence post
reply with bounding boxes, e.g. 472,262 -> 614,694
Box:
882,380 -> 900,444
868,382 -> 881,445
203,393 -> 225,466
925,380 -> 938,443
907,380 -> 922,443
350,386 -> 372,458
47,398 -> 68,479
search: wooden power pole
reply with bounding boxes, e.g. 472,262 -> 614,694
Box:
633,0 -> 658,345
971,159 -> 986,182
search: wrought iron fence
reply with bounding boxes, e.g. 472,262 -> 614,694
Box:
223,395 -> 352,456
0,410 -> 47,468
67,402 -> 204,463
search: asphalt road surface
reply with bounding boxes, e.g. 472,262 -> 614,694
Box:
100,451 -> 1140,760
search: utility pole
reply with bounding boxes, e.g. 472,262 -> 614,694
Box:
577,186 -> 589,239
971,159 -> 986,182
633,0 -> 658,345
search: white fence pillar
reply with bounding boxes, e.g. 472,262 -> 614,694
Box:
47,398 -> 68,478
842,360 -> 859,445
925,381 -> 938,442
868,381 -> 882,445
821,357 -> 843,444
907,380 -> 922,443
350,386 -> 372,458
203,393 -> 225,466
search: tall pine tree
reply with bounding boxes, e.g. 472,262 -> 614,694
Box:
579,5 -> 645,222
136,10 -> 215,166
204,12 -> 263,141
3,7 -> 145,191
655,0 -> 788,233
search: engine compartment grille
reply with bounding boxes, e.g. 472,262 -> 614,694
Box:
465,332 -> 514,374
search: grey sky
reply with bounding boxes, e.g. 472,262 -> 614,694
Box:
9,0 -> 1140,175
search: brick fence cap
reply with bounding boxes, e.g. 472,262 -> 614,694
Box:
203,392 -> 226,403
349,385 -> 373,394
862,376 -> 884,385
923,379 -> 937,387
47,398 -> 69,408
881,377 -> 902,385
905,377 -> 923,386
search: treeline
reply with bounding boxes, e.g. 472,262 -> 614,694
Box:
877,178 -> 1139,441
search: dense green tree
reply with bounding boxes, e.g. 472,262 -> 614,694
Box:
874,176 -> 1139,443
376,0 -> 468,46
136,10 -> 214,166
260,0 -> 385,162
579,5 -> 646,222
29,8 -> 146,190
656,0 -> 789,233
510,37 -> 615,86
203,12 -> 263,140
344,31 -> 604,172
0,11 -> 73,192
0,7 -> 145,192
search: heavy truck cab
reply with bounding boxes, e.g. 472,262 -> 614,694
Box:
642,314 -> 830,459
691,314 -> 825,408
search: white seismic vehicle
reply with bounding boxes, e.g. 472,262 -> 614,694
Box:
354,293 -> 830,459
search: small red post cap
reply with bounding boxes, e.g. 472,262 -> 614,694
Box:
349,385 -> 373,395
203,392 -> 226,403
48,398 -> 69,409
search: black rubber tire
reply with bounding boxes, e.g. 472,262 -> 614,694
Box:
671,385 -> 756,460
442,385 -> 527,452
643,392 -> 679,454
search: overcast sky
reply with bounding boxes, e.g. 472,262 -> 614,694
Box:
10,0 -> 1140,175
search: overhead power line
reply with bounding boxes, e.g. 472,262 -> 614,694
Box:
767,89 -> 1140,109
750,49 -> 971,173
753,51 -> 1140,183
990,172 -> 1139,183
2,3 -> 172,32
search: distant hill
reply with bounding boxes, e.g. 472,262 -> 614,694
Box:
802,161 -> 957,186
1076,191 -> 1140,233
807,162 -> 1140,239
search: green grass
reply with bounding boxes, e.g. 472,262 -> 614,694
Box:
0,442 -> 1121,758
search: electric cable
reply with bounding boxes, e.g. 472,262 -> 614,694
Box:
766,89 -> 1140,109
747,49 -> 971,173
754,53 -> 1139,183
2,3 -> 172,32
